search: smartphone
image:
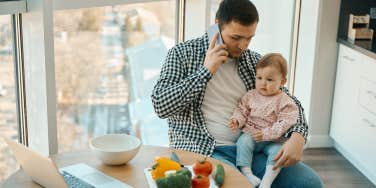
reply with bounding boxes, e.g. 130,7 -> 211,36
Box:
207,24 -> 224,46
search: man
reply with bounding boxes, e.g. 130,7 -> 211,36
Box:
152,0 -> 322,187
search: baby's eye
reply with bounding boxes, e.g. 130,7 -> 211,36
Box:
267,78 -> 273,81
256,77 -> 262,80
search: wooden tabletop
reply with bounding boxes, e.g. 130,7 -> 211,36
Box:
2,145 -> 252,188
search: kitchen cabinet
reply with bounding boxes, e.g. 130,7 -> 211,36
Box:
330,44 -> 376,184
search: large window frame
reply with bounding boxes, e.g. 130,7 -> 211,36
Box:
12,14 -> 28,145
21,0 -> 184,155
19,0 -> 307,155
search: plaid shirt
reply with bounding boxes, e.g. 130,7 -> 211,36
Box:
151,33 -> 308,156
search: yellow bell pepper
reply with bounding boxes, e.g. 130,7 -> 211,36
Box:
151,157 -> 181,180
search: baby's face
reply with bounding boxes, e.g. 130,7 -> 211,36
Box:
255,66 -> 286,96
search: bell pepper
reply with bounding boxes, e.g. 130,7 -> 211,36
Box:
151,157 -> 181,180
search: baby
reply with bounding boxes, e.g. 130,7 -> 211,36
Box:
228,53 -> 299,188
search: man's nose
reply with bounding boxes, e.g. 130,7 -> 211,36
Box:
238,39 -> 249,50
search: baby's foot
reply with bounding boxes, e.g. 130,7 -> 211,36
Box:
242,171 -> 261,187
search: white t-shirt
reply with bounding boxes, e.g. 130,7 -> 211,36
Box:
202,58 -> 248,145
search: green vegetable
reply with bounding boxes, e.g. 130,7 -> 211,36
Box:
213,164 -> 225,187
156,169 -> 192,188
177,167 -> 192,179
170,151 -> 180,164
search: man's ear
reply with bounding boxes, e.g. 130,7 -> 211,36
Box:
215,19 -> 219,24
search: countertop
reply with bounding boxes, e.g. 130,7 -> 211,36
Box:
337,37 -> 376,60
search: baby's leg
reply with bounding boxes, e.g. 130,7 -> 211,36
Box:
259,142 -> 283,188
236,133 -> 261,187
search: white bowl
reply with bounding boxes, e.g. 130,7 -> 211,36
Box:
90,134 -> 141,165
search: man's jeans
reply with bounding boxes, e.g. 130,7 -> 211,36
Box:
212,145 -> 323,188
236,133 -> 281,168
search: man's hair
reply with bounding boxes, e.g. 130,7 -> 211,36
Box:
215,0 -> 259,27
256,53 -> 288,79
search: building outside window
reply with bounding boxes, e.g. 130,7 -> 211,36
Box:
0,15 -> 19,182
53,1 -> 176,152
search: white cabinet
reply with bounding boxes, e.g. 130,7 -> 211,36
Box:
330,44 -> 376,184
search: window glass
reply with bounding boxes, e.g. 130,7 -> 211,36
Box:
54,1 -> 176,152
0,15 -> 19,182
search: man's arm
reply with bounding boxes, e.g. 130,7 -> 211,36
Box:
152,33 -> 228,119
273,132 -> 305,170
151,47 -> 212,119
281,87 -> 308,141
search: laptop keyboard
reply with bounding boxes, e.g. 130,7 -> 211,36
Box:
61,171 -> 95,188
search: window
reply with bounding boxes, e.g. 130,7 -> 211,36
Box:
54,1 -> 176,152
0,15 -> 19,182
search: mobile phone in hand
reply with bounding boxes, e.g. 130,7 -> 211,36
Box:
207,24 -> 224,46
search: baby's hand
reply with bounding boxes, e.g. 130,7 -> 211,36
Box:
250,130 -> 263,142
228,119 -> 239,133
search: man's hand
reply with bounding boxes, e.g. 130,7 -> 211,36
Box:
250,129 -> 263,142
272,132 -> 305,170
204,33 -> 229,74
228,119 -> 239,133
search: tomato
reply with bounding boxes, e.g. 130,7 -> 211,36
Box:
193,159 -> 213,177
192,175 -> 210,188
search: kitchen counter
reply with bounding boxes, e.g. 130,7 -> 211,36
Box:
338,37 -> 376,60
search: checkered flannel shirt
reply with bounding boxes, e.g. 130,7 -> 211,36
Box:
151,33 -> 308,156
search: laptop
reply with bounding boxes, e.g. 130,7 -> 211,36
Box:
4,138 -> 133,188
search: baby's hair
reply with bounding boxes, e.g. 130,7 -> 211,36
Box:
256,53 -> 287,79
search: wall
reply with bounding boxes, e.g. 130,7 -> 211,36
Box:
250,0 -> 295,65
294,0 -> 341,147
184,0 -> 207,40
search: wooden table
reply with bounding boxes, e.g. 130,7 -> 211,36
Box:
2,145 -> 252,188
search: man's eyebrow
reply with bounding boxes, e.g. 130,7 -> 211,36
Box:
233,34 -> 255,39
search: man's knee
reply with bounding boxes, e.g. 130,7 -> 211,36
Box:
273,162 -> 323,188
300,174 -> 323,188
